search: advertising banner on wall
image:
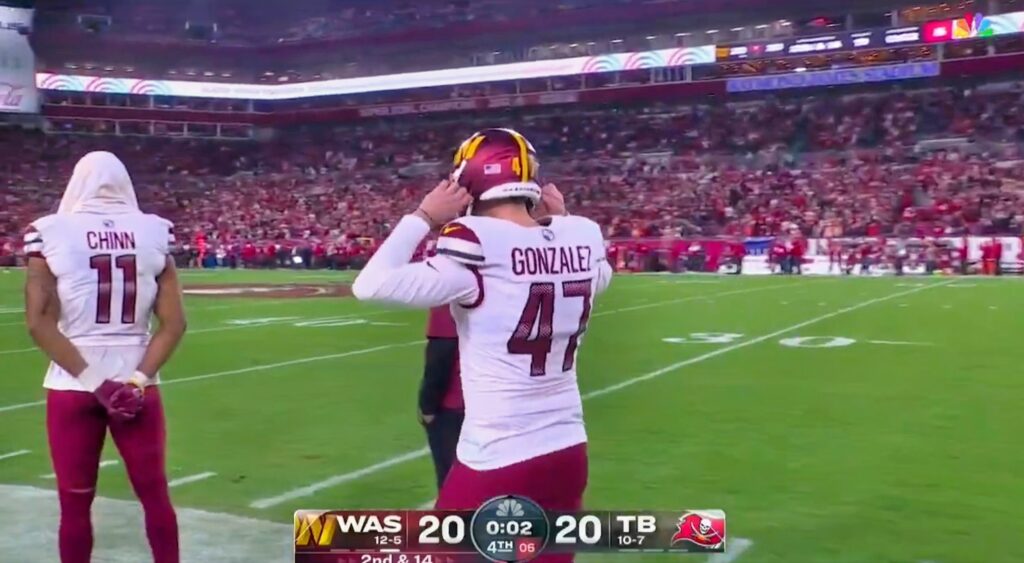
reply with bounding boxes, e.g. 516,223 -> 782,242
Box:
0,6 -> 38,114
35,45 -> 715,101
726,61 -> 940,93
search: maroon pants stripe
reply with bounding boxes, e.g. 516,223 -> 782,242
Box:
46,388 -> 179,563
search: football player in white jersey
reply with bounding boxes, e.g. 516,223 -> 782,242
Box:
354,129 -> 611,553
23,151 -> 186,563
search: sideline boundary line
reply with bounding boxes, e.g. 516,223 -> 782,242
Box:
249,279 -> 952,509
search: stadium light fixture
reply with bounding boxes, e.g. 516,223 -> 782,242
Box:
755,24 -> 769,29
569,43 -> 579,47
587,41 -> 596,44
794,66 -> 807,72
706,29 -> 719,33
646,35 -> 657,40
731,27 -> 744,32
611,38 -> 624,43
675,32 -> 690,36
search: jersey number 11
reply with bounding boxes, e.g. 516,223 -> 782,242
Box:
89,254 -> 138,324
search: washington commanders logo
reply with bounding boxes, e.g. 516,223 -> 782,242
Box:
294,511 -> 337,547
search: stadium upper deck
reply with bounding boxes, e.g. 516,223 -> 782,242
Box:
32,0 -> 968,83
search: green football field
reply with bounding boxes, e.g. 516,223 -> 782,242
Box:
0,268 -> 1021,563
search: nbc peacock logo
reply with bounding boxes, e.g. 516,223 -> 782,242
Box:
953,12 -> 994,38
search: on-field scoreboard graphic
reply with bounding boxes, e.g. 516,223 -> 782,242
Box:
295,495 -> 726,562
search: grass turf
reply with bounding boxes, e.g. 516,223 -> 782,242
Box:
0,269 -> 1021,562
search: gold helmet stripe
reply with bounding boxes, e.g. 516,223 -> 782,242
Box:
509,130 -> 530,181
455,133 -> 486,165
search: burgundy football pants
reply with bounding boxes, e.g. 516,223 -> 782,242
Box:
46,388 -> 179,563
436,443 -> 588,563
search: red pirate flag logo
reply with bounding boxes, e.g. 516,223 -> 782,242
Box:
670,511 -> 726,550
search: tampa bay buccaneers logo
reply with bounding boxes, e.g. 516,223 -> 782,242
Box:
670,511 -> 726,551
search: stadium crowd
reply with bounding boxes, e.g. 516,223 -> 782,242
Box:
2,83 -> 1024,267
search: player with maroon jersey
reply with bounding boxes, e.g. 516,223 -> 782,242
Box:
420,305 -> 464,490
23,152 -> 187,563
353,129 -> 612,562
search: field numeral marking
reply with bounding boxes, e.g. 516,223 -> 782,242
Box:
778,336 -> 856,348
663,334 -> 860,348
662,333 -> 744,344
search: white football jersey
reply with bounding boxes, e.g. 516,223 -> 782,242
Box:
436,215 -> 612,470
26,212 -> 174,390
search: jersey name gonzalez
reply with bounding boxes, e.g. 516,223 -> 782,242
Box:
510,245 -> 593,276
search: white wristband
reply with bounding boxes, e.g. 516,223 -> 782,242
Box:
76,364 -> 107,393
128,371 -> 150,389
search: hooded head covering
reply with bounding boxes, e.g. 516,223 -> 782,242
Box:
58,151 -> 140,215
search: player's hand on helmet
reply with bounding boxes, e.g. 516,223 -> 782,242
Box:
415,179 -> 473,229
533,183 -> 567,219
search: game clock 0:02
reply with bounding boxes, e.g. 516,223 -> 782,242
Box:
470,495 -> 551,563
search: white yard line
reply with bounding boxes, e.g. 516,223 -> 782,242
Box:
249,280 -> 953,509
709,537 -> 754,563
249,447 -> 430,509
0,450 -> 30,462
0,341 -> 426,414
41,459 -> 118,479
168,471 -> 217,488
867,340 -> 933,346
0,347 -> 35,356
592,283 -> 793,317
